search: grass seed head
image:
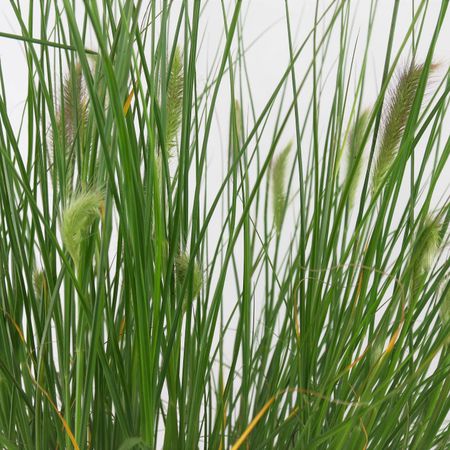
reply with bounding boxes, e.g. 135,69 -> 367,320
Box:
165,46 -> 184,154
346,109 -> 370,206
33,269 -> 47,297
51,63 -> 89,191
234,100 -> 244,145
439,276 -> 450,345
61,189 -> 104,266
271,142 -> 292,234
175,253 -> 202,301
53,64 -> 89,151
63,63 -> 88,146
413,213 -> 442,274
440,283 -> 450,324
411,213 -> 442,295
372,63 -> 434,192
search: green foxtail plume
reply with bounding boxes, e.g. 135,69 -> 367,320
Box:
234,100 -> 244,145
413,214 -> 442,273
271,142 -> 292,234
175,252 -> 202,301
53,63 -> 89,151
33,269 -> 46,298
372,63 -> 434,192
63,63 -> 88,146
52,63 -> 89,191
439,274 -> 450,345
346,109 -> 370,206
61,190 -> 104,266
440,278 -> 450,324
411,213 -> 442,295
165,46 -> 184,153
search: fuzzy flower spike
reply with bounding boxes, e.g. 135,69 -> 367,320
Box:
61,189 -> 104,266
271,142 -> 292,234
165,46 -> 184,155
346,108 -> 370,206
372,63 -> 435,192
175,252 -> 202,303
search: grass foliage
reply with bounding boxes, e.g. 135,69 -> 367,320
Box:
0,1 -> 450,449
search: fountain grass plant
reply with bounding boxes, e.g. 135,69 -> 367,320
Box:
1,0 -> 450,449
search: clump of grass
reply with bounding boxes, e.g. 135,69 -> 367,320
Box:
271,142 -> 292,234
372,63 -> 432,192
60,189 -> 104,266
1,2 -> 450,450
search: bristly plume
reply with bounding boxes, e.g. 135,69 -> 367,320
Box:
63,63 -> 88,146
411,213 -> 442,294
439,273 -> 450,346
271,142 -> 292,234
175,253 -> 202,302
229,100 -> 244,164
60,189 -> 104,266
372,63 -> 435,193
51,63 -> 89,190
54,63 -> 89,150
439,276 -> 450,324
33,269 -> 47,298
165,46 -> 184,154
234,100 -> 244,145
346,109 -> 370,206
